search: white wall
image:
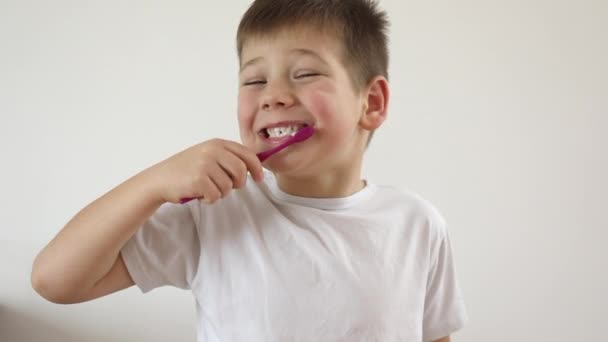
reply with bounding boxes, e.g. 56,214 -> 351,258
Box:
1,0 -> 606,341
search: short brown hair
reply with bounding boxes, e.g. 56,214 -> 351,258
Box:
236,0 -> 390,90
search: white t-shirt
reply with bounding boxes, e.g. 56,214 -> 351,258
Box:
122,170 -> 467,342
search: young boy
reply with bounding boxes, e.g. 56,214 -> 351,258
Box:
32,0 -> 467,341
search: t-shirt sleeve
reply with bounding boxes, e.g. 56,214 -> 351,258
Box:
422,220 -> 468,341
121,201 -> 200,293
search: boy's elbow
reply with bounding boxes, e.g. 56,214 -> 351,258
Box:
31,259 -> 76,304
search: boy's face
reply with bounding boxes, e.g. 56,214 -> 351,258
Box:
237,27 -> 369,177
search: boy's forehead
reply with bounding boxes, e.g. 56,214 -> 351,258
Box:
240,26 -> 344,64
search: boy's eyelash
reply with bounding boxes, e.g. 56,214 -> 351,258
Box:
296,73 -> 320,78
242,73 -> 320,86
243,80 -> 266,86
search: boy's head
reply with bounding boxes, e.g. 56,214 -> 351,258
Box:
235,0 -> 390,181
237,0 -> 390,92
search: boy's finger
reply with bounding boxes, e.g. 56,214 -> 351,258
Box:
218,154 -> 248,189
223,142 -> 264,182
208,163 -> 234,199
198,174 -> 222,204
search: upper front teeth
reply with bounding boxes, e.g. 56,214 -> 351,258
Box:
266,125 -> 303,138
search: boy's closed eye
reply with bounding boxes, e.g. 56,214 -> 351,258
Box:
294,71 -> 321,78
243,79 -> 267,86
242,72 -> 321,86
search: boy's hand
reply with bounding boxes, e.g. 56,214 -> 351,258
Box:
147,139 -> 264,204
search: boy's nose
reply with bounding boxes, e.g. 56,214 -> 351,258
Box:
260,85 -> 295,111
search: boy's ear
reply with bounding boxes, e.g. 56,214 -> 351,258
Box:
359,76 -> 389,131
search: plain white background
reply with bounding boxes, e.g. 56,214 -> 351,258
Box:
1,0 -> 606,341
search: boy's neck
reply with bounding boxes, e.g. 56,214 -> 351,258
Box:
273,165 -> 366,199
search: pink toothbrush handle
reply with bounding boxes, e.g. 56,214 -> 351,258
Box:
256,144 -> 289,162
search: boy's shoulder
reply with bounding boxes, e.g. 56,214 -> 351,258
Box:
373,183 -> 448,234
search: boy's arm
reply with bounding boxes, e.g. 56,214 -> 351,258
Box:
31,139 -> 264,304
31,169 -> 163,304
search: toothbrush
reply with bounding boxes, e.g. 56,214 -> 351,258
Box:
180,125 -> 315,204
256,125 -> 315,162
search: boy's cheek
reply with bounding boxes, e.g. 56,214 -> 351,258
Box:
236,96 -> 257,128
237,121 -> 256,147
303,92 -> 337,124
237,91 -> 257,114
236,110 -> 256,147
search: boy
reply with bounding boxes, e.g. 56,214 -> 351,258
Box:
32,0 -> 467,341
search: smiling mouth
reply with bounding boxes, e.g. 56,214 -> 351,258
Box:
259,123 -> 311,139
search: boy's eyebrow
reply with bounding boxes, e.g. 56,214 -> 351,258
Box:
240,57 -> 263,73
291,48 -> 329,66
239,49 -> 329,73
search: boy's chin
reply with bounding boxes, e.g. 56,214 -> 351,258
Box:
262,153 -> 316,177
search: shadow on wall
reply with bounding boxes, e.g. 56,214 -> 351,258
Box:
0,304 -> 91,342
